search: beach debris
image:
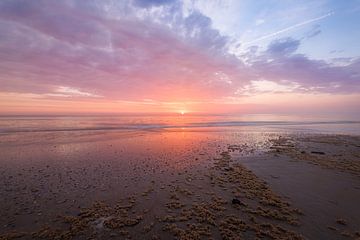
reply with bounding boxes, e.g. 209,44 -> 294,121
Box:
92,216 -> 113,230
231,198 -> 244,205
340,231 -> 352,237
311,151 -> 325,155
336,218 -> 347,225
270,175 -> 280,179
328,225 -> 338,231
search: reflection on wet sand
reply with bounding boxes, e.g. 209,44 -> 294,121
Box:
0,127 -> 360,239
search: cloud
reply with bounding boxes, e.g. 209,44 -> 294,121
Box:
249,38 -> 360,93
305,24 -> 322,38
0,0 -> 358,106
133,0 -> 177,8
267,38 -> 300,56
236,80 -> 300,95
51,86 -> 101,98
0,0 -> 249,101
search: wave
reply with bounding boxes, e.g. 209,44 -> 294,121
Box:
0,120 -> 359,134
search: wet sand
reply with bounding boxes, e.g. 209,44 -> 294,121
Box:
0,128 -> 360,239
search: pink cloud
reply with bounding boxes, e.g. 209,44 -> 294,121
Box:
0,0 -> 358,108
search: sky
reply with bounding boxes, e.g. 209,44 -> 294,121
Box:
0,0 -> 359,117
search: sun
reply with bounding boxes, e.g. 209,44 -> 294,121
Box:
180,110 -> 185,115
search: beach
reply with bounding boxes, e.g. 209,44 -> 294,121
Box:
0,116 -> 360,239
1,0 -> 359,239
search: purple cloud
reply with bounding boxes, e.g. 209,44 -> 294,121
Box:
267,38 -> 300,56
134,0 -> 177,8
0,0 -> 249,100
0,0 -> 359,103
251,39 -> 360,93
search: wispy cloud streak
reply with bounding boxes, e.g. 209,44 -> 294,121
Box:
243,12 -> 334,46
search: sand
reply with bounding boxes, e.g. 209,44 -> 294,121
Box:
0,129 -> 359,239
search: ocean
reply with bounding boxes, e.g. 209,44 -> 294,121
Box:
0,114 -> 359,135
